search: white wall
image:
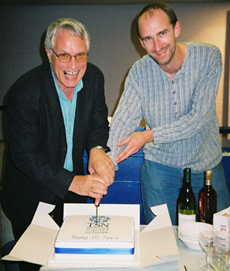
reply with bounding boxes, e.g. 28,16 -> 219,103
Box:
0,2 -> 230,145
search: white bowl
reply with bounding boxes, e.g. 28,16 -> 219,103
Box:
178,222 -> 213,251
178,232 -> 198,241
179,236 -> 198,244
180,238 -> 202,251
178,222 -> 213,238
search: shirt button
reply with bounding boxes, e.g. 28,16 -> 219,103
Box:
62,147 -> 67,152
172,91 -> 176,94
171,80 -> 174,84
174,101 -> 177,105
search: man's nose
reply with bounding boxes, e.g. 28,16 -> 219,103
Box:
68,56 -> 78,68
153,38 -> 162,52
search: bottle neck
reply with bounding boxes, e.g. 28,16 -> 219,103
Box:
183,179 -> 192,187
205,179 -> 212,186
204,170 -> 212,186
182,168 -> 192,188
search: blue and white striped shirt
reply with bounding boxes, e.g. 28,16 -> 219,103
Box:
108,42 -> 222,172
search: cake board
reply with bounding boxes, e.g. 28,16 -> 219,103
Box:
46,203 -> 141,269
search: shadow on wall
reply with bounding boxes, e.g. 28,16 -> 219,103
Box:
110,13 -> 146,117
39,31 -> 48,63
130,13 -> 146,59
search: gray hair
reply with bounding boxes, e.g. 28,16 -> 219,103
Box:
44,18 -> 90,52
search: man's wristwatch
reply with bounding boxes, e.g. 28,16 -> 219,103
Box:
94,145 -> 111,153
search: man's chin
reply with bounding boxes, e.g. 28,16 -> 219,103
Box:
63,80 -> 80,89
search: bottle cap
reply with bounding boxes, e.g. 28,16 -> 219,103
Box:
205,170 -> 212,185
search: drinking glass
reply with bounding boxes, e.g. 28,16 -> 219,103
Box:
199,230 -> 215,271
210,231 -> 230,271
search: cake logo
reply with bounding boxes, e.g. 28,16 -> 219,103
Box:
85,216 -> 111,234
89,216 -> 110,226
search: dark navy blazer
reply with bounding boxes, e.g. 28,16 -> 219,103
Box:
1,61 -> 109,232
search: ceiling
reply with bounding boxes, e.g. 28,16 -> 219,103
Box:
1,0 -> 229,5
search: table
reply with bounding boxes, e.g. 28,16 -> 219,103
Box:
151,227 -> 205,271
40,227 -> 206,271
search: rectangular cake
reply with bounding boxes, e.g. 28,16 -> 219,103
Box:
54,215 -> 135,260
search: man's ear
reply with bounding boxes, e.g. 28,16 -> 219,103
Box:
174,20 -> 181,38
45,47 -> 52,63
139,38 -> 146,50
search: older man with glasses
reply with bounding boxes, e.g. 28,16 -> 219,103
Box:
1,18 -> 114,271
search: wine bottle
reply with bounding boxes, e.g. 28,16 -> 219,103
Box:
177,168 -> 196,225
198,170 -> 217,224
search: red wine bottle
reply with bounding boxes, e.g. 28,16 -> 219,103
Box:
198,170 -> 217,224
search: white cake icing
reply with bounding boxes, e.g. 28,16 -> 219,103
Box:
55,215 -> 135,260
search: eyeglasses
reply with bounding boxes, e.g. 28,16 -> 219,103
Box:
51,49 -> 88,63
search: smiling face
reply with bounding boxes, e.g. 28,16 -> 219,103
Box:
138,8 -> 181,68
46,28 -> 87,93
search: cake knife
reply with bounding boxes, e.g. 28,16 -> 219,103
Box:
95,197 -> 101,222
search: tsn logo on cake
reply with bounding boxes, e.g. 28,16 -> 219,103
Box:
88,216 -> 110,228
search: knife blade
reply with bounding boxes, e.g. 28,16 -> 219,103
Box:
95,197 -> 101,223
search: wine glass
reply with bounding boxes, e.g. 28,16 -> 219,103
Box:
210,231 -> 230,271
199,230 -> 215,271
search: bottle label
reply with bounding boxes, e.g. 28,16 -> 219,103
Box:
199,197 -> 203,221
178,213 -> 196,225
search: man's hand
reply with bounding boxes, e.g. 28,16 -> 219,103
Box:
116,130 -> 153,164
68,174 -> 108,200
88,148 -> 115,186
